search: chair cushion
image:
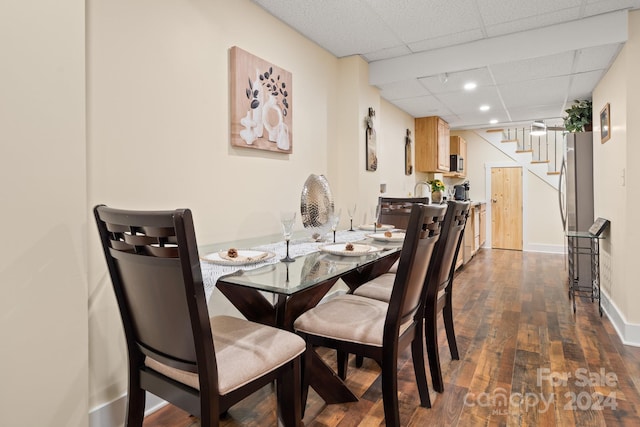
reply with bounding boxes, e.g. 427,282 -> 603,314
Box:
387,259 -> 399,274
352,273 -> 395,302
294,294 -> 412,347
145,315 -> 305,395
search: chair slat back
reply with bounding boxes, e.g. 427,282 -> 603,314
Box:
94,206 -> 211,373
386,204 -> 447,331
429,201 -> 471,293
378,197 -> 429,230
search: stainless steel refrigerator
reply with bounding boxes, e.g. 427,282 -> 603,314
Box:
558,131 -> 594,287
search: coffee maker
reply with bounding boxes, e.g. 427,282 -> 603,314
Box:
453,181 -> 470,200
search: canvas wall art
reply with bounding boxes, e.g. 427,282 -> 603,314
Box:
230,46 -> 293,153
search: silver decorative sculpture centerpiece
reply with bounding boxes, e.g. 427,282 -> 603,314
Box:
300,174 -> 335,241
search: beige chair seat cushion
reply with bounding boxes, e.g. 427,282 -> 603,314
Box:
387,259 -> 399,274
145,315 -> 305,395
294,294 -> 411,347
353,273 -> 395,302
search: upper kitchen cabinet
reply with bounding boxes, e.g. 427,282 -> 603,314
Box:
415,116 -> 450,172
446,135 -> 467,178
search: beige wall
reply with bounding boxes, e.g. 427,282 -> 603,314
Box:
5,1 -> 637,425
0,1 -> 88,426
86,0 -> 416,415
593,10 -> 640,327
378,98 -> 418,198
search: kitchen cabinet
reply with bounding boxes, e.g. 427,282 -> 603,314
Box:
463,204 -> 476,264
462,202 -> 485,265
479,202 -> 486,247
446,135 -> 467,178
415,116 -> 450,172
473,205 -> 480,251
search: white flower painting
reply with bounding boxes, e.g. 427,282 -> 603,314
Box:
230,46 -> 292,154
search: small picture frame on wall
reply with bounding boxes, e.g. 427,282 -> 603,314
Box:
600,103 -> 611,143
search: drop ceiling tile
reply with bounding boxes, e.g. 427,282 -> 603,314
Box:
484,7 -> 581,37
377,79 -> 431,101
253,0 -> 640,127
436,86 -> 503,114
252,0 -> 400,57
391,95 -> 452,118
363,45 -> 413,62
418,67 -> 494,94
366,0 -> 483,44
585,0 -> 640,16
568,69 -> 605,100
508,104 -> 566,122
499,75 -> 570,109
408,28 -> 485,53
574,43 -> 621,72
490,52 -> 574,85
477,0 -> 582,27
449,109 -> 511,129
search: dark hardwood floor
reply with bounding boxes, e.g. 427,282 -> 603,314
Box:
143,249 -> 640,426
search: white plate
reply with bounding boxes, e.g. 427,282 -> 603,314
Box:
200,250 -> 275,266
319,243 -> 382,257
367,231 -> 406,242
357,224 -> 394,231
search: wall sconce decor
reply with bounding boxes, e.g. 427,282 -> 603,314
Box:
365,107 -> 377,171
405,129 -> 413,175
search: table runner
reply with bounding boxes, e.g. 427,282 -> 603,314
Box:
200,229 -> 371,301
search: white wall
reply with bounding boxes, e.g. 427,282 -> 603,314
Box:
452,130 -> 564,252
0,1 -> 88,426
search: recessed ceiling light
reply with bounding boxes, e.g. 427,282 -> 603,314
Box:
464,82 -> 477,90
480,105 -> 490,111
490,119 -> 498,124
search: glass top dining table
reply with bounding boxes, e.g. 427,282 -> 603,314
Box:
198,228 -> 404,405
198,229 -> 403,297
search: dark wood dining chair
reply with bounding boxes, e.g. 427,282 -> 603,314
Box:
353,200 -> 470,393
294,203 -> 447,427
94,205 -> 305,427
378,196 -> 429,230
423,200 -> 470,392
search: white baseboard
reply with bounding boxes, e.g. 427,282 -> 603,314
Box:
601,290 -> 640,347
523,243 -> 565,254
89,392 -> 167,427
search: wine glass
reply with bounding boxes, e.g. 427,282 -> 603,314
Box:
371,205 -> 381,233
347,203 -> 357,231
329,209 -> 342,243
280,211 -> 296,263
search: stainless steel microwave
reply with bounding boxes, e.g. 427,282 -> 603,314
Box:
450,155 -> 464,172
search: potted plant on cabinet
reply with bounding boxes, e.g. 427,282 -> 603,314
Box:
563,99 -> 593,132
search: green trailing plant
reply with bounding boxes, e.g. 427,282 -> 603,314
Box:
563,99 -> 592,132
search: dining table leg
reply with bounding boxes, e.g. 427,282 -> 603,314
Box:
340,251 -> 401,292
216,278 -> 359,404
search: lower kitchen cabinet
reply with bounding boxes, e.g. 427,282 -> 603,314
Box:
461,202 -> 486,267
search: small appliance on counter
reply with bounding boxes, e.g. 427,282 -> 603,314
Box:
454,182 -> 470,201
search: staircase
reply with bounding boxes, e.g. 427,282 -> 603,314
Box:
476,126 -> 565,190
